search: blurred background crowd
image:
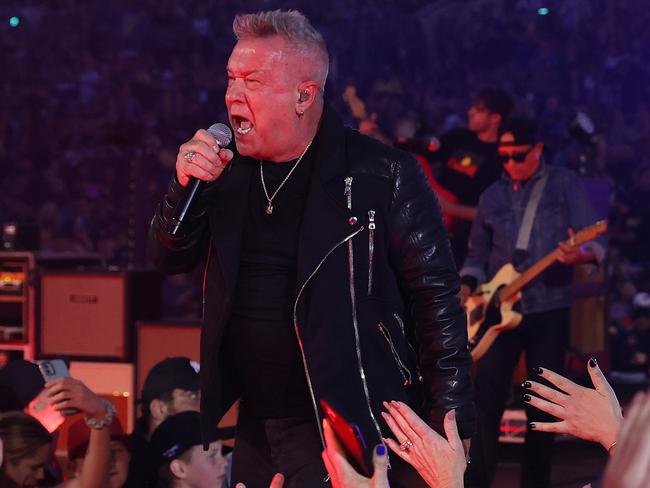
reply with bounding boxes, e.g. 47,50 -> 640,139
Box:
1,0 -> 649,373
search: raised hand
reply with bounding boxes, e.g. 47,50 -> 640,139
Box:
603,391 -> 650,488
381,401 -> 465,488
236,473 -> 284,488
321,419 -> 389,488
44,377 -> 105,420
176,129 -> 234,187
524,359 -> 623,450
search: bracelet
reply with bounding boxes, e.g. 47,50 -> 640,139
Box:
606,441 -> 617,453
85,400 -> 116,430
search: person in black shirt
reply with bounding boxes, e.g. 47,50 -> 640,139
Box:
148,10 -> 474,488
433,87 -> 514,265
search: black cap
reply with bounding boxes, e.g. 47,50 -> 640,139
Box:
499,116 -> 539,146
150,411 -> 235,466
0,360 -> 45,411
140,357 -> 200,405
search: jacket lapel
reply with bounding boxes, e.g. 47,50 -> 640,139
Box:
296,103 -> 362,294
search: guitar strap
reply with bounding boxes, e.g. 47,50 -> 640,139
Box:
514,171 -> 548,266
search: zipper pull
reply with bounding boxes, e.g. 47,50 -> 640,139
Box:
344,176 -> 353,196
368,210 -> 376,229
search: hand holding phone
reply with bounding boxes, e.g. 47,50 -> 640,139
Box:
37,360 -> 79,416
319,399 -> 372,478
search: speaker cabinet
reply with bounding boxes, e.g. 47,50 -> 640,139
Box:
39,271 -> 161,360
136,320 -> 201,395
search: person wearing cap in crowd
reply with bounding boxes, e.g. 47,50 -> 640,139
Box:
124,357 -> 201,488
149,411 -> 230,488
432,87 -> 514,266
67,417 -> 130,488
459,116 -> 606,488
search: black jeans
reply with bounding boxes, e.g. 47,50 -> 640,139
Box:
465,308 -> 570,488
230,406 -> 430,488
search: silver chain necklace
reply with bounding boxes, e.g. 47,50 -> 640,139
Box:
259,141 -> 312,215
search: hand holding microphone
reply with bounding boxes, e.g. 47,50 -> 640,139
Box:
170,123 -> 233,235
176,123 -> 233,187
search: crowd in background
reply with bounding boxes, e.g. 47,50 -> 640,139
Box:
1,0 -> 649,372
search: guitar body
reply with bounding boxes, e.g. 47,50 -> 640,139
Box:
464,220 -> 607,362
466,263 -> 523,361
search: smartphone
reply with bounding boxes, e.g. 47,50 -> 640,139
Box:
320,399 -> 372,477
37,359 -> 79,416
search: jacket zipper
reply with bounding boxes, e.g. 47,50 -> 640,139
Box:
201,238 -> 214,320
345,177 -> 384,442
378,322 -> 412,386
293,225 -> 365,451
368,210 -> 375,295
394,313 -> 424,383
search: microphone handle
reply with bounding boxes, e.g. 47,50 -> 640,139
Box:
168,176 -> 204,236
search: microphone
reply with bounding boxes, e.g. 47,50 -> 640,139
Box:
168,123 -> 233,236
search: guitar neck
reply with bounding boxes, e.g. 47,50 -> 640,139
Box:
500,249 -> 559,301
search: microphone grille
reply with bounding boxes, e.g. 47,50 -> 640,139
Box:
207,123 -> 233,147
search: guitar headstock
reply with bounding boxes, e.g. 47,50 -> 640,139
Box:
568,220 -> 608,247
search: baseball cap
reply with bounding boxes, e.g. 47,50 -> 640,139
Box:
140,357 -> 201,405
150,411 -> 235,466
67,416 -> 129,461
498,116 -> 539,146
0,360 -> 45,411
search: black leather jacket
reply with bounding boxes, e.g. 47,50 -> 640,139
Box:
148,103 -> 475,453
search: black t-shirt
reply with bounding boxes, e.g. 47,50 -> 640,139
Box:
433,128 -> 502,266
436,128 -> 501,206
226,152 -> 314,419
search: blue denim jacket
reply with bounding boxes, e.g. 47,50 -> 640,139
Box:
460,164 -> 605,314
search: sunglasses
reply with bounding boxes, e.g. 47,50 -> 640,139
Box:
497,145 -> 534,165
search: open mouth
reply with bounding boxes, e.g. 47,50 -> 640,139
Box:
231,115 -> 253,135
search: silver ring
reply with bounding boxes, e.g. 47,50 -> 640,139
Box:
183,151 -> 196,161
399,439 -> 413,452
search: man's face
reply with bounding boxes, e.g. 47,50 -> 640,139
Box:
168,388 -> 201,416
498,132 -> 543,181
226,35 -> 304,161
4,443 -> 50,488
183,441 -> 228,488
468,101 -> 498,135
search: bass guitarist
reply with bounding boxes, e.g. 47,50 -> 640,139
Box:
460,116 -> 606,488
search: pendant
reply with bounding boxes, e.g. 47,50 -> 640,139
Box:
266,203 -> 273,215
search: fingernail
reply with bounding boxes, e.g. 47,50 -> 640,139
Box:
376,444 -> 386,456
533,367 -> 543,375
589,357 -> 597,368
212,145 -> 220,154
449,409 -> 456,420
523,394 -> 531,402
529,422 -> 536,430
522,381 -> 532,389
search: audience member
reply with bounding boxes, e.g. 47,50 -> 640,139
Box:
149,411 -> 229,488
125,357 -> 201,488
67,417 -> 130,488
0,375 -> 116,488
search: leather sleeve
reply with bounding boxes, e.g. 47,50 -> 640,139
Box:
387,154 -> 476,439
147,175 -> 211,274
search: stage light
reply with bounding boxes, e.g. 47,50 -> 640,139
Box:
9,16 -> 20,27
537,7 -> 549,16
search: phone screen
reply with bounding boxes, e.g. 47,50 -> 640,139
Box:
320,399 -> 372,477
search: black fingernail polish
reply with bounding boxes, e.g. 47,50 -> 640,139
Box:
523,394 -> 531,402
589,357 -> 597,368
529,423 -> 536,429
533,367 -> 543,375
522,381 -> 532,389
